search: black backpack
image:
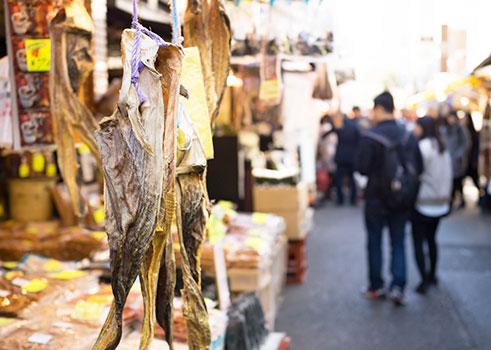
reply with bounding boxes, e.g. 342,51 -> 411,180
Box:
364,130 -> 420,210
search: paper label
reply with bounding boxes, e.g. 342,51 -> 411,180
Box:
94,207 -> 105,224
25,39 -> 51,72
71,300 -> 106,320
181,47 -> 214,159
19,164 -> 30,178
252,213 -> 268,225
43,259 -> 62,272
28,333 -> 52,344
46,163 -> 57,177
91,231 -> 106,240
3,261 -> 18,269
6,271 -> 23,281
11,277 -> 30,288
52,321 -> 73,329
0,290 -> 11,298
50,270 -> 86,280
259,80 -> 280,101
32,153 -> 45,172
0,318 -> 15,327
22,278 -> 48,293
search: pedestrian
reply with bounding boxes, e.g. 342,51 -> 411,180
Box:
462,112 -> 480,195
356,91 -> 423,306
411,116 -> 453,294
325,111 -> 360,205
353,106 -> 372,131
441,110 -> 469,209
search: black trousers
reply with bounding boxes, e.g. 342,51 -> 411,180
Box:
411,211 -> 441,282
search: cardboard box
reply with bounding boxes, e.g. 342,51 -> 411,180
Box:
228,262 -> 272,292
253,182 -> 308,213
266,207 -> 313,240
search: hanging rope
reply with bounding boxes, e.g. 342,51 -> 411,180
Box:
171,0 -> 184,45
130,0 -> 169,103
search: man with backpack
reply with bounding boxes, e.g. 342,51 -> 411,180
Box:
356,91 -> 423,306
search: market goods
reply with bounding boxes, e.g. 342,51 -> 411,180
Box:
149,43 -> 183,350
91,28 -> 165,350
175,107 -> 211,349
49,0 -> 101,217
183,0 -> 231,127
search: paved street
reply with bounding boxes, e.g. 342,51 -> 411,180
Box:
276,201 -> 491,350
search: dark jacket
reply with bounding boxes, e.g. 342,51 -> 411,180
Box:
323,117 -> 360,166
355,120 -> 423,207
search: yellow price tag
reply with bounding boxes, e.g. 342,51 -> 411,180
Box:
71,300 -> 106,321
19,164 -> 29,178
31,153 -> 45,172
78,143 -> 91,154
25,39 -> 51,72
91,231 -> 106,240
259,80 -> 280,101
245,236 -> 267,252
86,294 -> 113,305
50,270 -> 86,280
94,208 -> 104,224
252,213 -> 268,225
26,227 -> 38,235
0,318 -> 15,326
173,243 -> 181,250
217,200 -> 234,210
3,262 -> 17,269
21,240 -> 33,247
22,278 -> 48,293
46,163 -> 57,177
43,259 -> 62,272
5,271 -> 23,280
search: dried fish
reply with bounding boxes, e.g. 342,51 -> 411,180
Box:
175,107 -> 211,350
91,29 -> 165,350
144,44 -> 183,350
183,0 -> 231,128
49,0 -> 101,217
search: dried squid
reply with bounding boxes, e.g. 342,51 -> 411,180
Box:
49,0 -> 101,217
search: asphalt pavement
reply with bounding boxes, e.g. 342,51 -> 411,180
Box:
275,200 -> 491,350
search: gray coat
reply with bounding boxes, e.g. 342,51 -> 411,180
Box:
441,124 -> 469,178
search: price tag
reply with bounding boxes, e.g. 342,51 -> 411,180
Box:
5,271 -> 23,281
245,236 -> 267,252
252,213 -> 268,225
0,290 -> 11,298
52,321 -> 73,329
43,259 -> 62,272
32,153 -> 45,172
46,163 -> 57,177
259,80 -> 280,101
11,277 -> 30,288
22,278 -> 48,293
78,143 -> 91,154
91,231 -> 106,240
0,318 -> 15,327
19,164 -> 30,178
25,39 -> 51,72
28,333 -> 52,344
50,270 -> 86,280
71,300 -> 106,321
94,207 -> 105,224
3,261 -> 18,269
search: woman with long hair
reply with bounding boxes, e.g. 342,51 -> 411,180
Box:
412,116 -> 453,294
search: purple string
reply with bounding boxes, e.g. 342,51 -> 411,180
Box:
131,0 -> 168,104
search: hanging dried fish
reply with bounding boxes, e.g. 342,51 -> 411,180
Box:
49,0 -> 101,217
183,0 -> 231,128
91,29 -> 165,350
175,108 -> 211,350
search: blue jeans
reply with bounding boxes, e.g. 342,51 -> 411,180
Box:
365,199 -> 408,291
335,164 -> 357,204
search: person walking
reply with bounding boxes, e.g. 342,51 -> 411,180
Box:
411,116 -> 453,294
441,110 -> 469,209
356,91 -> 423,306
462,112 -> 480,195
330,112 -> 360,205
